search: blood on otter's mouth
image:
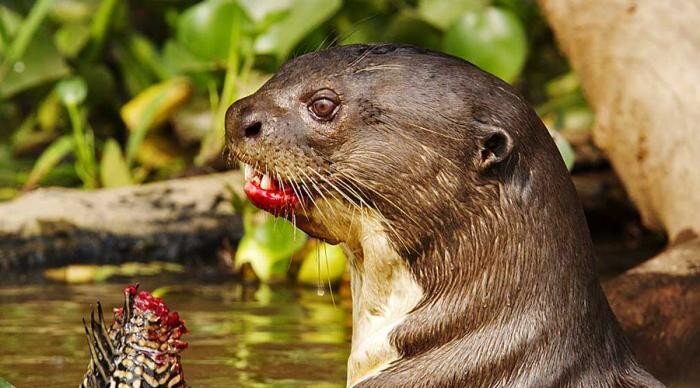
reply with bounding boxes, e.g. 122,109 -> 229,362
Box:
242,163 -> 300,215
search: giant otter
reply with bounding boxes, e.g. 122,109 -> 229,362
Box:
225,44 -> 662,387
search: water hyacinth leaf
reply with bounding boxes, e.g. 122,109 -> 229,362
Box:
23,135 -> 74,189
442,6 -> 527,83
235,236 -> 277,282
55,76 -> 87,106
162,39 -> 215,75
100,138 -> 132,188
252,216 -> 307,256
255,0 -> 342,59
0,35 -> 70,99
177,0 -> 253,63
417,0 -> 488,30
383,12 -> 442,49
336,14 -> 384,45
297,242 -> 347,286
236,215 -> 307,282
238,0 -> 292,23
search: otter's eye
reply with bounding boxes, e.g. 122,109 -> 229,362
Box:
309,97 -> 338,121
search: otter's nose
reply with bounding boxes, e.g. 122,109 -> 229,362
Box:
240,114 -> 262,139
225,98 -> 264,143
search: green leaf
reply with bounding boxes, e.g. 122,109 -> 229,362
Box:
86,0 -> 118,59
550,129 -> 575,171
120,77 -> 192,164
335,14 -> 385,45
162,39 -> 215,75
0,376 -> 15,388
0,34 -> 70,99
128,34 -> 170,81
177,0 -> 253,63
382,12 -> 442,49
297,241 -> 347,286
100,139 -> 132,188
0,6 -> 22,53
255,0 -> 341,59
113,36 -> 163,96
238,0 -> 292,23
53,22 -> 90,57
0,0 -> 55,73
235,215 -> 307,282
24,135 -> 74,189
55,76 -> 88,106
252,216 -> 307,259
49,0 -> 100,24
417,0 -> 488,30
545,71 -> 581,98
442,6 -> 528,83
36,89 -> 60,132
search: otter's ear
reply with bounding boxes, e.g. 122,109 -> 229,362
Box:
478,128 -> 514,172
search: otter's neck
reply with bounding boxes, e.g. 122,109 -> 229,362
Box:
340,215 -> 424,387
344,190 -> 648,387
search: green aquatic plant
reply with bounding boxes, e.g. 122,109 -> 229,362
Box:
1,0 -> 581,197
0,377 -> 14,388
1,0 -> 584,279
229,187 -> 347,285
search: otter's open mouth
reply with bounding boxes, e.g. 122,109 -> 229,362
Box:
242,163 -> 300,214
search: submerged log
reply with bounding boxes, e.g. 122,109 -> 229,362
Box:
604,236 -> 700,383
0,172 -> 244,270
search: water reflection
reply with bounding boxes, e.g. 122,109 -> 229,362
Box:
0,279 -> 350,387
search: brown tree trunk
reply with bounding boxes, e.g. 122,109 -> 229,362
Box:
539,0 -> 700,382
538,0 -> 700,239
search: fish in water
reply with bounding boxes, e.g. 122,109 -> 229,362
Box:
80,285 -> 187,388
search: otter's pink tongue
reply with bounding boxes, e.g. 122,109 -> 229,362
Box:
243,168 -> 299,214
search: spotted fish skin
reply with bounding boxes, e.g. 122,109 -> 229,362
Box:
81,285 -> 188,388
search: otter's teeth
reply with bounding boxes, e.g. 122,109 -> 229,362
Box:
244,164 -> 253,180
260,174 -> 272,190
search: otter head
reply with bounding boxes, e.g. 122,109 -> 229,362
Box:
225,44 -> 560,259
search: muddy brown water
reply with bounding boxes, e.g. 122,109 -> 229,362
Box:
0,279 -> 350,387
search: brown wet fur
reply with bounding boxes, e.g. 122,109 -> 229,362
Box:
225,44 -> 663,387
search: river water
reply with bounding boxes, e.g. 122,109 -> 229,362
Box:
0,278 -> 350,387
